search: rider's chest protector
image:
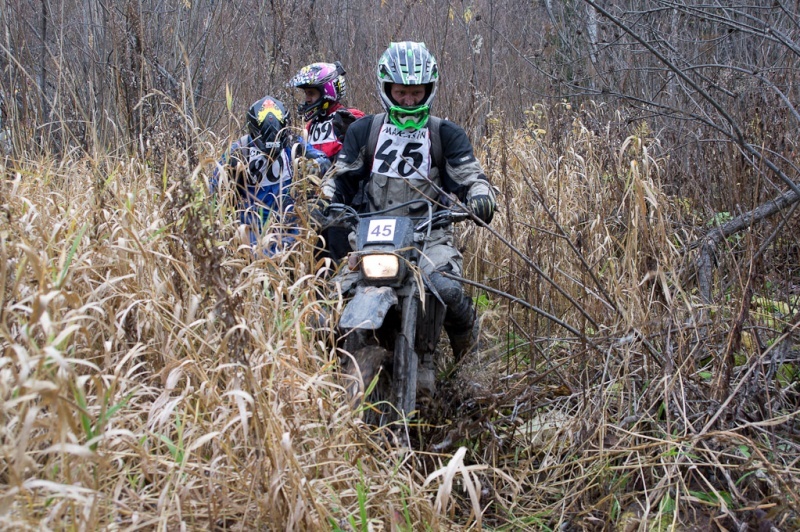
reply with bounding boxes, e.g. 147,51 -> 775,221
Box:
367,124 -> 441,216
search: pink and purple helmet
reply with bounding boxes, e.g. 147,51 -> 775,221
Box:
289,61 -> 347,121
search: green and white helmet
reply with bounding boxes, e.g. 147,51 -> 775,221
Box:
377,41 -> 439,130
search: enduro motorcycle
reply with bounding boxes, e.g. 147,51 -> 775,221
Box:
325,199 -> 468,426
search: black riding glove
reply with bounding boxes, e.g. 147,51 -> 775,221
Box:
332,110 -> 357,141
226,153 -> 249,190
308,197 -> 331,228
469,195 -> 496,224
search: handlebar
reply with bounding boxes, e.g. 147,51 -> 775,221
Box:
323,202 -> 469,232
414,209 -> 470,232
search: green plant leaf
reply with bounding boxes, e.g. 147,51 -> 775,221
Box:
158,433 -> 181,463
689,489 -> 733,507
57,222 -> 89,288
659,494 -> 675,514
738,445 -> 751,458
72,383 -> 94,443
356,460 -> 368,531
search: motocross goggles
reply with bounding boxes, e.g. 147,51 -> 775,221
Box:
388,104 -> 430,131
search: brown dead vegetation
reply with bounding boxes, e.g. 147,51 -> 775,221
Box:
1,100 -> 798,530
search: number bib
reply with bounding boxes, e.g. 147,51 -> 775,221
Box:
245,147 -> 290,188
308,117 -> 336,145
371,124 -> 431,180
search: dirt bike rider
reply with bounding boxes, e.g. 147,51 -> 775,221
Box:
289,61 -> 365,262
212,95 -> 330,255
319,42 -> 497,382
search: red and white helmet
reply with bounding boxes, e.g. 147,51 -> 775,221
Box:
289,62 -> 347,121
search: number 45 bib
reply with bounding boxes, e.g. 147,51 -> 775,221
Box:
371,124 -> 431,180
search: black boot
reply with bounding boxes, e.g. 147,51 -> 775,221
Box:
446,315 -> 479,362
429,271 -> 481,362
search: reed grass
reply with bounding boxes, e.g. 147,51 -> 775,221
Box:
1,103 -> 798,530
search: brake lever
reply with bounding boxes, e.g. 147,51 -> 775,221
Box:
450,211 -> 470,223
322,204 -> 359,230
415,210 -> 469,232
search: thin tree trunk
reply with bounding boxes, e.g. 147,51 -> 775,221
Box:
696,186 -> 800,304
39,0 -> 47,147
586,3 -> 598,90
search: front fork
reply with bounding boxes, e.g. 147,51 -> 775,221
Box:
393,291 -> 419,418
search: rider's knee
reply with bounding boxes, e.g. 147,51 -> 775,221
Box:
428,270 -> 463,307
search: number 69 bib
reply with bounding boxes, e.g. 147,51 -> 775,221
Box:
371,124 -> 431,180
308,117 -> 336,145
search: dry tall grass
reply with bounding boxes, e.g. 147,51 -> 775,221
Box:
0,140 -> 443,530
1,104 -> 798,531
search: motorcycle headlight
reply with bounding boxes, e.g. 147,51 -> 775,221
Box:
361,254 -> 399,279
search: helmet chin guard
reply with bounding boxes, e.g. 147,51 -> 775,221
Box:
297,98 -> 331,123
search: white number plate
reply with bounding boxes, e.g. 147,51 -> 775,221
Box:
366,219 -> 397,242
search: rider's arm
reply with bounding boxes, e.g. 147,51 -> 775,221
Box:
321,114 -> 373,204
210,137 -> 247,196
295,137 -> 332,175
332,107 -> 366,142
439,120 -> 495,204
210,155 -> 226,196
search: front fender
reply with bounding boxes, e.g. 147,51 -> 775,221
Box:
339,285 -> 398,330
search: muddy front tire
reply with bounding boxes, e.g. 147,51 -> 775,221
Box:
343,345 -> 393,426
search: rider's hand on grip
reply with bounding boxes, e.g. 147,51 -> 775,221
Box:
332,110 -> 357,141
299,157 -> 320,177
315,155 -> 332,176
308,197 -> 330,229
469,195 -> 495,224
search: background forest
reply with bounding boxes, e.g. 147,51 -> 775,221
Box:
1,1 -> 799,530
